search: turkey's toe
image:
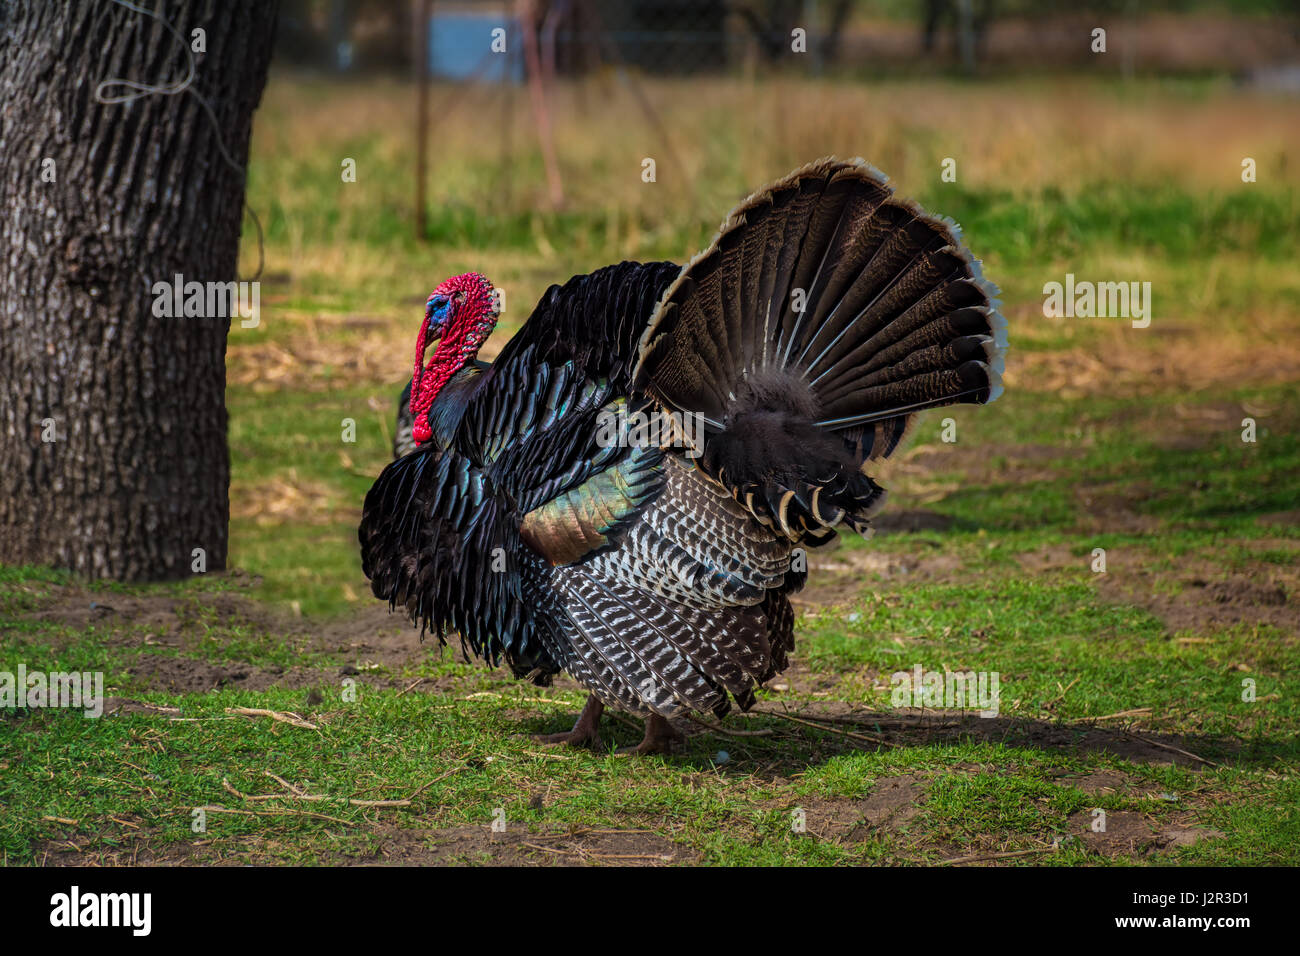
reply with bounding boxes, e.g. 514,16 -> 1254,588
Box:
533,727 -> 601,748
615,714 -> 685,756
531,693 -> 604,749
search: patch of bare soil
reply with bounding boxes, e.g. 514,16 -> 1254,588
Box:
1054,771 -> 1228,858
795,534 -> 965,609
1016,544 -> 1298,638
1050,769 -> 1135,795
15,576 -> 450,694
759,657 -> 857,697
38,824 -> 697,867
1011,325 -> 1300,398
26,587 -> 266,638
800,776 -> 926,844
1101,567 -> 1296,639
1065,810 -> 1225,858
312,603 -> 441,671
888,441 -> 1081,488
360,824 -> 695,866
1258,510 -> 1300,529
1146,401 -> 1254,452
772,764 -> 1223,864
886,712 -> 1235,767
124,656 -> 331,694
1072,484 -> 1167,535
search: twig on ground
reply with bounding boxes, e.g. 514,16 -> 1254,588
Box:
519,749 -> 580,759
1043,676 -> 1081,708
607,711 -> 644,734
222,774 -> 418,808
193,804 -> 353,826
1089,707 -> 1153,722
1122,731 -> 1218,767
265,771 -> 310,796
751,707 -> 897,748
938,846 -> 1058,865
465,691 -> 565,705
521,841 -> 568,855
404,766 -> 463,802
685,713 -> 774,737
225,707 -> 318,730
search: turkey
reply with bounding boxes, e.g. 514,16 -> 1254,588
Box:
360,158 -> 1006,753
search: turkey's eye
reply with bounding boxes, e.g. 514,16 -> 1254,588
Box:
426,294 -> 452,335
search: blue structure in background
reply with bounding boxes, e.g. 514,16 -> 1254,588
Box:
429,11 -> 522,83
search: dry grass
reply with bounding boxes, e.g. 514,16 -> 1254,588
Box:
237,74 -> 1299,400
252,72 -> 1300,215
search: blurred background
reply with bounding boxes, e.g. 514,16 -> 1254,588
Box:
229,0 -> 1299,610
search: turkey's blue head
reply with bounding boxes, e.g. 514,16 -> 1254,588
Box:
410,272 -> 500,445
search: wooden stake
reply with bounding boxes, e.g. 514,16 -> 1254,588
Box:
414,0 -> 432,239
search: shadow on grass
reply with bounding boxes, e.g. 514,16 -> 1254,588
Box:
525,705 -> 1281,775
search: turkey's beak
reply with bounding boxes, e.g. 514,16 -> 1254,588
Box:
416,319 -> 442,371
425,316 -> 449,350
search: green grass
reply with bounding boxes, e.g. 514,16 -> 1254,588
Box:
3,690 -> 1294,865
3,525 -> 1296,864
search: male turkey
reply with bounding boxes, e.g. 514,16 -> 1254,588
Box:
360,158 -> 1006,753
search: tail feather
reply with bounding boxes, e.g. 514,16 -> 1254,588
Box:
799,229 -> 962,382
632,157 -> 1006,539
795,177 -> 896,337
789,205 -> 929,370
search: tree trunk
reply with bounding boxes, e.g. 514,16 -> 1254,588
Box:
0,0 -> 278,581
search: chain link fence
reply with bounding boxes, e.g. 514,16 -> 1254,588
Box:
274,0 -> 1300,78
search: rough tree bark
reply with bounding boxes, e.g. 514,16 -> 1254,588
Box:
0,1 -> 278,580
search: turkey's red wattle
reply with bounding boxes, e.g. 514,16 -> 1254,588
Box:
410,311 -> 438,444
408,272 -> 500,446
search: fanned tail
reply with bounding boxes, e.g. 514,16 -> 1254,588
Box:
633,157 -> 1006,539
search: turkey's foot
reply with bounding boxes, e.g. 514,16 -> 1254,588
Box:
616,714 -> 685,756
533,694 -> 604,748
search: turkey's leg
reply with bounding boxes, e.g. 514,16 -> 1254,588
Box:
534,693 -> 604,748
616,714 -> 685,756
